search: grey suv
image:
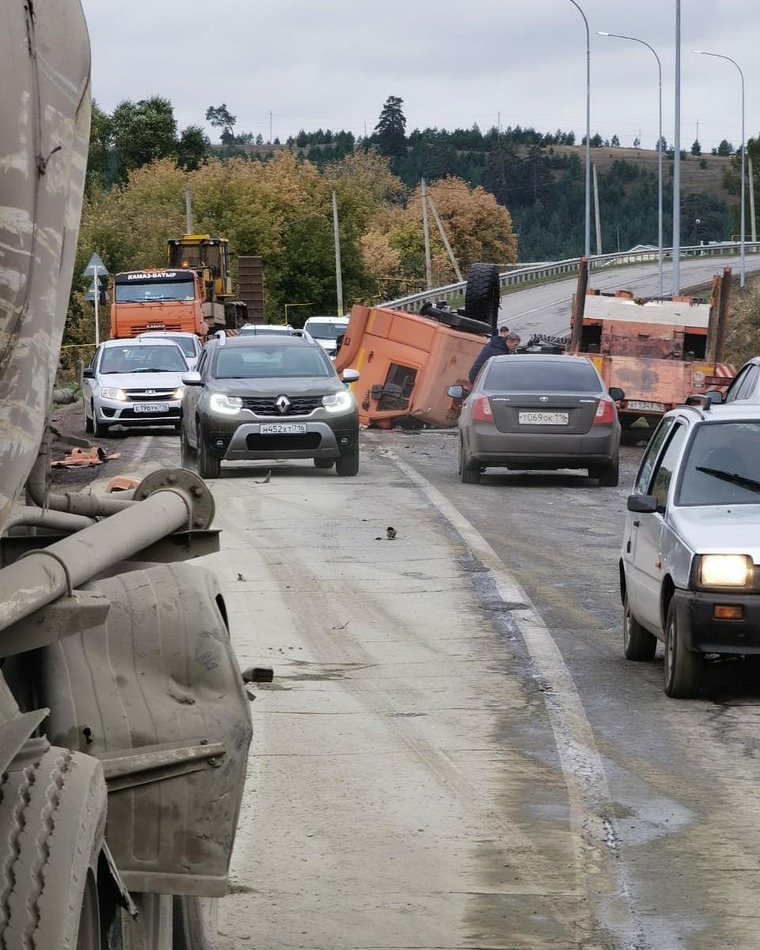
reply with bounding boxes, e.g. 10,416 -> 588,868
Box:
180,335 -> 360,478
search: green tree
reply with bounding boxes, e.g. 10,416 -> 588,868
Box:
691,139 -> 702,156
177,125 -> 211,170
110,96 -> 178,181
373,96 -> 407,158
205,104 -> 237,144
86,100 -> 114,192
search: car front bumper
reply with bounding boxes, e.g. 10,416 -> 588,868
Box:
200,413 -> 359,461
96,396 -> 182,427
673,588 -> 760,654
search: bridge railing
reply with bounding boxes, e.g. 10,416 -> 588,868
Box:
380,242 -> 760,312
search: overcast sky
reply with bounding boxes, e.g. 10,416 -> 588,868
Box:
80,1 -> 758,155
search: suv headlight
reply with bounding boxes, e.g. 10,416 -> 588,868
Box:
100,387 -> 126,401
209,393 -> 243,415
698,554 -> 753,587
322,390 -> 354,413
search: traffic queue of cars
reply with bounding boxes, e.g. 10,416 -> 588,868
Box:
83,330 -> 760,701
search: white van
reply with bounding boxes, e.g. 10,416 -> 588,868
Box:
302,316 -> 350,357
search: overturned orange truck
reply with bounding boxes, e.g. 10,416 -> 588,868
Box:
334,264 -> 500,428
569,259 -> 736,428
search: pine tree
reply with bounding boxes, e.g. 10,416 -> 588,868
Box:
373,96 -> 407,157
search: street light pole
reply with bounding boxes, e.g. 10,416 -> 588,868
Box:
598,32 -> 663,297
673,0 -> 682,296
693,49 -> 746,287
569,0 -> 591,259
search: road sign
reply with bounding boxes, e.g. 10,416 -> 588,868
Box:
82,252 -> 108,278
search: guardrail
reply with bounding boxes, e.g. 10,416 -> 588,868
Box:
380,242 -> 760,312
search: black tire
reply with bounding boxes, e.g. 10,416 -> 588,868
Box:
596,457 -> 619,487
459,438 -> 480,484
93,414 -> 110,439
336,443 -> 359,476
0,747 -> 107,949
197,424 -> 221,479
464,263 -> 501,331
623,595 -> 657,661
84,400 -> 93,434
664,601 -> 702,698
180,426 -> 196,470
172,896 -> 219,949
314,458 -> 335,469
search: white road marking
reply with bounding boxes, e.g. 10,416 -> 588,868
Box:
384,448 -> 644,945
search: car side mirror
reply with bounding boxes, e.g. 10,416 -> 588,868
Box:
608,386 -> 625,402
82,367 -> 95,379
182,371 -> 202,386
342,368 -> 360,383
627,494 -> 658,513
447,384 -> 467,399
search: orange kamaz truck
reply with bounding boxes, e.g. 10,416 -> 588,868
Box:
569,259 -> 736,428
334,264 -> 501,428
110,267 -> 206,339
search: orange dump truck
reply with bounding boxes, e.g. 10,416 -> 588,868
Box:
569,259 -> 735,427
110,267 -> 206,339
334,264 -> 501,428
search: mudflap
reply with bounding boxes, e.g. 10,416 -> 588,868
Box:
34,562 -> 252,898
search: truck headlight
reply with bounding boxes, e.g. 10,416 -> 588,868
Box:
100,387 -> 126,401
699,554 -> 753,587
322,391 -> 354,413
209,393 -> 243,415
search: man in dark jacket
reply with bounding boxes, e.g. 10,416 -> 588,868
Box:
468,327 -> 520,383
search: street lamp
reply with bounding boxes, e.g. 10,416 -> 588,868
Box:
693,49 -> 746,287
598,32 -> 664,297
569,0 -> 591,259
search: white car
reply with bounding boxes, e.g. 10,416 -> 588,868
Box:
137,330 -> 203,370
302,316 -> 350,356
83,338 -> 188,437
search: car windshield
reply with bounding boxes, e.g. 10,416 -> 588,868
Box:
304,322 -> 346,341
214,346 -> 333,379
114,278 -> 196,303
161,336 -> 197,358
677,421 -> 760,505
99,344 -> 187,374
483,359 -> 601,392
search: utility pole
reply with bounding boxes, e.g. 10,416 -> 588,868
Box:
331,191 -> 344,316
749,155 -> 757,243
421,178 -> 433,289
593,164 -> 602,256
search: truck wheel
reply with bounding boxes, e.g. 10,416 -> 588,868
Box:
459,438 -> 481,484
0,747 -> 107,950
197,424 -> 221,479
173,896 -> 219,949
335,443 -> 359,476
464,263 -> 501,331
623,595 -> 657,661
664,602 -> 702,698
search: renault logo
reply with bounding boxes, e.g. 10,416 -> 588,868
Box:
276,395 -> 291,414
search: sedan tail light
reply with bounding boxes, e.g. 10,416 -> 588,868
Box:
471,396 -> 494,423
593,397 -> 615,425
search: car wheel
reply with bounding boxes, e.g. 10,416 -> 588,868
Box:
197,423 -> 221,479
335,443 -> 359,476
595,457 -> 619,487
93,414 -> 110,438
663,601 -> 702,698
459,438 -> 480,484
180,425 -> 196,470
84,399 -> 93,434
314,458 -> 335,469
623,595 -> 657,661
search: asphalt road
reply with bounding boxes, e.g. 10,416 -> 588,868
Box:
72,422 -> 760,950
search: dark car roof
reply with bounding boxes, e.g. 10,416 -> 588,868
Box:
214,335 -> 316,349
